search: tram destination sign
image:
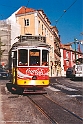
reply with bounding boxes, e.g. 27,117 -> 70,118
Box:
30,51 -> 39,56
20,35 -> 46,43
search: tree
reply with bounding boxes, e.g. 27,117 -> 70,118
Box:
0,37 -> 5,64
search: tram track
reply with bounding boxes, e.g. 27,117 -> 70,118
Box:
1,80 -> 83,124
2,81 -> 83,124
28,95 -> 58,124
28,94 -> 83,124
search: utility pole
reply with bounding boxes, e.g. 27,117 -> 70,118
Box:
74,38 -> 83,62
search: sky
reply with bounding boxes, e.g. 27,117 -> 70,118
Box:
0,0 -> 83,51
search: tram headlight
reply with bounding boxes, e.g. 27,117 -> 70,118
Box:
32,76 -> 37,80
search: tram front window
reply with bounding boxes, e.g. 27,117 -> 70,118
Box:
42,50 -> 49,66
29,49 -> 40,66
18,49 -> 28,66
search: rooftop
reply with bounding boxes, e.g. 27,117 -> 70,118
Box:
16,6 -> 35,15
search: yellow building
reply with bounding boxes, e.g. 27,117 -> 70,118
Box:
15,6 -> 61,77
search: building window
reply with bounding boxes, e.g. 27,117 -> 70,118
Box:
38,20 -> 40,27
50,35 -> 53,40
66,52 -> 69,59
47,30 -> 48,36
66,61 -> 69,66
45,28 -> 46,36
42,24 -> 43,30
24,19 -> 29,26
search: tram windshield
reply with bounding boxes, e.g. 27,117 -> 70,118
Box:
18,48 -> 49,66
18,49 -> 28,66
29,49 -> 40,66
29,49 -> 49,66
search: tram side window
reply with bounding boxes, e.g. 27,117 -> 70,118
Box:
42,50 -> 49,66
13,51 -> 17,67
18,49 -> 28,66
29,49 -> 40,66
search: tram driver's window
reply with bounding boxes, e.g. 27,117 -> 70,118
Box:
29,49 -> 40,66
18,49 -> 28,66
42,50 -> 48,66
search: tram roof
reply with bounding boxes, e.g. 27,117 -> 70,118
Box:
11,40 -> 50,50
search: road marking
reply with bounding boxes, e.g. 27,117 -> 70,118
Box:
56,84 -> 78,91
47,86 -> 60,91
47,85 -> 82,99
67,95 -> 83,97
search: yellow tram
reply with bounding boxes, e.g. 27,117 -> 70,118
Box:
8,35 -> 50,93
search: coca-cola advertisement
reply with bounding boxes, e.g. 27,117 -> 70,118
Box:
17,67 -> 49,80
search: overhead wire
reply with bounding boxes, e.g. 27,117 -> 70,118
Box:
56,0 -> 78,24
26,0 -> 30,7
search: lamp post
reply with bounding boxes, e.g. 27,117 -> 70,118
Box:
74,38 -> 78,62
66,39 -> 83,62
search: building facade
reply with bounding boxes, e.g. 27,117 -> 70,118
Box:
0,20 -> 11,65
60,44 -> 83,76
51,26 -> 61,76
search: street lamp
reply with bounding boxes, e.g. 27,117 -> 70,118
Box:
74,38 -> 78,62
66,39 -> 83,62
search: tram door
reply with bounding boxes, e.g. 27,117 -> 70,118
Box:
12,51 -> 17,84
